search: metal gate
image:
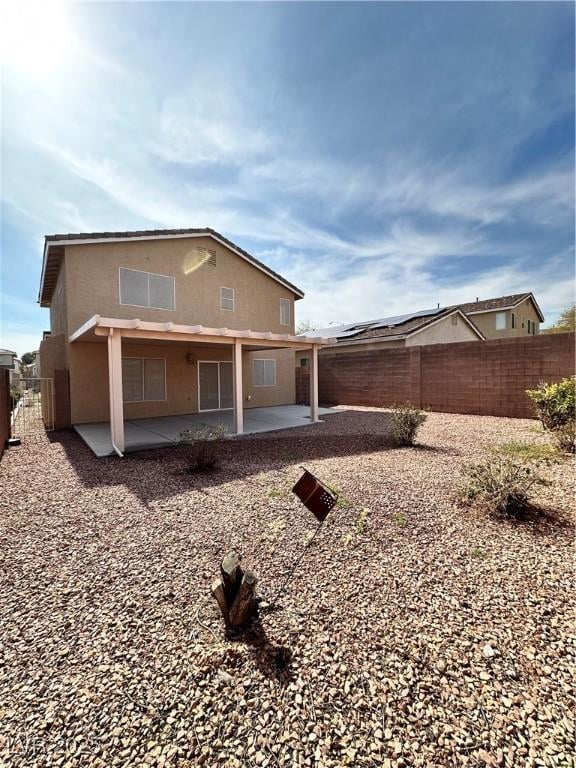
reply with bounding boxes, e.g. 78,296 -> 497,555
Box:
10,378 -> 54,438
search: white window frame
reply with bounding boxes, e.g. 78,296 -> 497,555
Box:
280,298 -> 291,326
495,312 -> 507,331
253,358 -> 277,387
122,357 -> 167,403
119,267 -> 176,311
220,286 -> 235,312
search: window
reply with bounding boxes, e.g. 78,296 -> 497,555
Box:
495,312 -> 507,331
122,358 -> 166,402
528,319 -> 536,335
280,298 -> 291,326
119,268 -> 175,310
300,357 -> 309,368
253,358 -> 276,387
511,312 -> 516,329
220,287 -> 235,311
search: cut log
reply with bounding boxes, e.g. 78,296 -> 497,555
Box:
211,578 -> 229,624
220,550 -> 243,603
229,569 -> 257,627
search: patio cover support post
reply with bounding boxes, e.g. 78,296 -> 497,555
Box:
233,338 -> 243,435
310,345 -> 319,423
107,328 -> 125,455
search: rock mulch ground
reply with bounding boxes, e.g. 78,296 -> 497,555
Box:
0,408 -> 574,768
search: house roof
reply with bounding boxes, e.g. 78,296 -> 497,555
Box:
451,292 -> 545,321
307,307 -> 485,344
38,227 -> 305,307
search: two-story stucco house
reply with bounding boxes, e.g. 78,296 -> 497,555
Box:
38,228 -> 331,455
453,293 -> 544,339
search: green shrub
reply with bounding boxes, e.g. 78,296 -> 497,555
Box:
461,451 -> 545,518
390,404 -> 427,446
526,377 -> 576,454
179,424 -> 228,472
526,377 -> 575,431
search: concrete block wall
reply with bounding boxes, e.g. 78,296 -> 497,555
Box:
299,333 -> 575,419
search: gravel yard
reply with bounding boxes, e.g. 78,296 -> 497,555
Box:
0,408 -> 574,768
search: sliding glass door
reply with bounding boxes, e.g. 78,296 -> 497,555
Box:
198,361 -> 233,411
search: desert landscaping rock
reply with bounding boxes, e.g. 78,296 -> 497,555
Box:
0,408 -> 574,767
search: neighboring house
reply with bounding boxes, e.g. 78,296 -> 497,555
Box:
0,349 -> 17,370
298,307 -> 484,360
452,293 -> 544,339
38,228 -> 331,453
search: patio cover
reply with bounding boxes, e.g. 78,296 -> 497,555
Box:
69,315 -> 335,456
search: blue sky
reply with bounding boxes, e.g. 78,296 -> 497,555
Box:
1,1 -> 574,355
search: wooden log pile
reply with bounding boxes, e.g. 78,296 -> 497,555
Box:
211,550 -> 258,628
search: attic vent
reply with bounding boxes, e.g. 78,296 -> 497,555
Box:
196,246 -> 217,267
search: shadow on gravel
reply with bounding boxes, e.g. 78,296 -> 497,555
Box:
502,504 -> 575,538
50,411 -> 449,504
226,609 -> 294,685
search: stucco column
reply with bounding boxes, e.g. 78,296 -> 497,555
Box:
310,345 -> 319,423
107,328 -> 125,454
233,339 -> 244,434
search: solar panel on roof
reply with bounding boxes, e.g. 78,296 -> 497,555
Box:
308,307 -> 446,339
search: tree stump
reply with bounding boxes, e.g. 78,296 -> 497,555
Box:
211,551 -> 257,628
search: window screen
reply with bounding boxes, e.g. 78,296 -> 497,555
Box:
122,358 -> 166,402
221,287 -> 235,311
280,299 -> 290,326
253,359 -> 276,387
511,313 -> 516,329
119,268 -> 175,310
122,358 -> 144,402
495,312 -> 507,330
149,273 -> 175,310
120,268 -> 149,307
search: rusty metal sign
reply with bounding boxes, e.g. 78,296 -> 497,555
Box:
292,469 -> 338,521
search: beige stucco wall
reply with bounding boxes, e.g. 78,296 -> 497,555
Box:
49,267 -> 68,337
69,340 -> 295,424
63,236 -> 297,337
39,333 -> 67,379
244,348 -> 295,407
405,314 -> 480,346
469,299 -> 541,339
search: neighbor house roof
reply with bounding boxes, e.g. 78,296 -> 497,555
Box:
452,292 -> 545,321
38,227 -> 305,307
306,307 -> 485,345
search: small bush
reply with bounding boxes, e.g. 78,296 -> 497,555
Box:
179,424 -> 228,472
526,377 -> 575,431
461,451 -> 545,518
390,404 -> 427,446
10,387 -> 22,408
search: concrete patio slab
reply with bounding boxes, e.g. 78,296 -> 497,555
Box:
74,405 -> 336,457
